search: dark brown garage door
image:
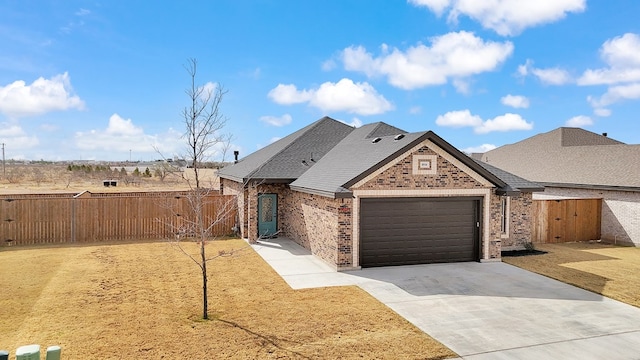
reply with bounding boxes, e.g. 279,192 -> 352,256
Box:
360,197 -> 480,267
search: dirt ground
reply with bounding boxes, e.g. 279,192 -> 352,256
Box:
503,242 -> 640,308
0,240 -> 456,359
0,163 -> 198,194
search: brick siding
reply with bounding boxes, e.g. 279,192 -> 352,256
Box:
357,146 -> 485,190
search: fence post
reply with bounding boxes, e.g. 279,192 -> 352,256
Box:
71,197 -> 76,243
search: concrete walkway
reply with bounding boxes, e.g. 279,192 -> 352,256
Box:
252,238 -> 640,360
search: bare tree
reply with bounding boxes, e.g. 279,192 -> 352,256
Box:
183,58 -> 232,189
153,162 -> 180,182
159,58 -> 236,320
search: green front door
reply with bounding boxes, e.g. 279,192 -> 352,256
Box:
258,193 -> 277,238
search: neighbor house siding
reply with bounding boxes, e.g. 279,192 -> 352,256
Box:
543,187 -> 640,246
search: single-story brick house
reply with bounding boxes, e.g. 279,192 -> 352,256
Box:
218,117 -> 542,270
479,127 -> 640,247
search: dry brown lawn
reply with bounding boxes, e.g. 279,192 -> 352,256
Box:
503,242 -> 640,308
0,240 -> 455,359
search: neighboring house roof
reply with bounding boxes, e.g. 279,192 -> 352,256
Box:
472,159 -> 544,194
220,116 -> 543,197
217,116 -> 354,182
480,127 -> 640,190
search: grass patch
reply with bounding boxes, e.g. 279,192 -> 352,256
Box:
1,240 -> 455,359
503,242 -> 640,308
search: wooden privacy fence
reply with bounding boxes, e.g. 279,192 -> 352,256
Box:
0,191 -> 237,246
532,198 -> 602,243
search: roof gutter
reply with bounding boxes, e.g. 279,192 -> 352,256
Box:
289,185 -> 353,199
540,182 -> 640,193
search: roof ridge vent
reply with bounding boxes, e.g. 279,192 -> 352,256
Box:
371,137 -> 382,143
394,134 -> 405,141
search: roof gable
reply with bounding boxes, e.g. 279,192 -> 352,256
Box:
365,122 -> 406,139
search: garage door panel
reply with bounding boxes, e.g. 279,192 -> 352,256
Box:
360,197 -> 479,267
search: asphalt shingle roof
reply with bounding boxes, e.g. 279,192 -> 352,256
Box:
472,159 -> 544,193
221,116 -> 541,197
481,127 -> 640,189
217,116 -> 354,182
290,123 -> 424,196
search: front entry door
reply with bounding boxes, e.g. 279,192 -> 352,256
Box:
258,193 -> 277,238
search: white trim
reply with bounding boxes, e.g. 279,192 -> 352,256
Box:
351,188 -> 492,267
500,196 -> 510,238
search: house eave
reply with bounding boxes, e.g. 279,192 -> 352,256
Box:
289,185 -> 352,199
541,182 -> 640,193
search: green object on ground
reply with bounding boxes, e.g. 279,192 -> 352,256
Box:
16,344 -> 40,360
46,345 -> 61,360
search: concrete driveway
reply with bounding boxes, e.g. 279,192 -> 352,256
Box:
253,238 -> 640,359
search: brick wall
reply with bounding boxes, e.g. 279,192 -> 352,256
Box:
543,187 -> 640,246
280,189 -> 352,268
220,178 -> 246,238
488,192 -> 502,258
357,146 -> 486,190
509,193 -> 533,248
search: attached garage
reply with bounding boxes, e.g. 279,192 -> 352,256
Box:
359,197 -> 481,267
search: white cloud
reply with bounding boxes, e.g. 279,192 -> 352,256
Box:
0,123 -> 39,149
321,59 -> 337,71
0,72 -> 84,118
75,114 -> 182,155
75,8 -> 91,16
269,137 -> 281,144
501,94 -> 530,108
462,143 -> 497,154
436,109 -> 533,133
452,78 -> 471,94
409,106 -> 422,114
259,114 -> 292,127
436,110 -> 482,128
532,67 -> 572,85
339,117 -> 363,128
410,0 -> 586,36
518,60 -> 572,85
594,108 -> 611,117
475,113 -> 533,133
268,78 -> 393,115
39,123 -> 58,132
268,84 -> 312,105
517,59 -> 532,76
341,31 -> 513,90
565,115 -> 593,127
409,0 -> 452,16
578,33 -> 640,85
588,83 -> 640,108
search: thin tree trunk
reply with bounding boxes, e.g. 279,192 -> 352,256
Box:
201,239 -> 208,320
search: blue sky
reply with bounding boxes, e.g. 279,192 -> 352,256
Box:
1,0 -> 640,161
